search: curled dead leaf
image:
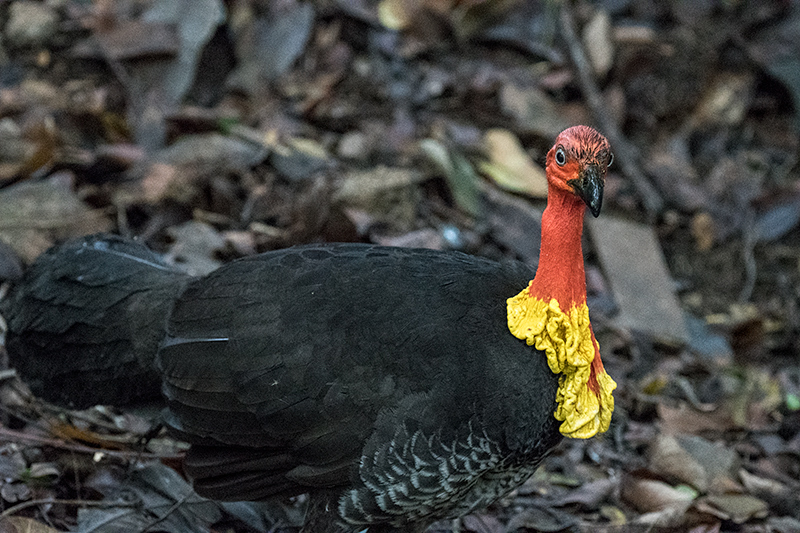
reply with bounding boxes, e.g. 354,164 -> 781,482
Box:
695,494 -> 768,523
481,129 -> 547,198
621,474 -> 696,513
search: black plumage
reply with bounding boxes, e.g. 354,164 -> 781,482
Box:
4,236 -> 562,532
4,235 -> 188,407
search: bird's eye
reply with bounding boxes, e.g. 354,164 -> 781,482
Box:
607,152 -> 614,167
555,148 -> 566,166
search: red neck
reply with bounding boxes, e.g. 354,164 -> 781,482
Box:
528,186 -> 588,308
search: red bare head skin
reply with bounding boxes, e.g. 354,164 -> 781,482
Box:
546,125 -> 613,217
527,125 -> 613,308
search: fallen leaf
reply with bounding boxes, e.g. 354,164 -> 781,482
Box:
270,137 -> 330,182
685,314 -> 733,364
480,129 -> 547,198
689,72 -> 754,128
583,9 -> 614,78
498,84 -> 571,139
0,483 -> 30,504
227,1 -> 314,92
621,474 -> 696,513
334,166 -> 424,232
738,469 -> 792,501
588,216 -> 689,345
691,212 -> 715,251
632,505 -> 695,529
112,0 -> 226,150
653,434 -> 740,494
658,403 -> 737,434
165,221 -> 225,276
554,477 -> 616,508
420,139 -> 481,216
0,173 -> 111,263
696,494 -> 768,523
754,196 -> 800,243
649,434 -> 708,491
644,135 -> 710,212
378,0 -> 420,30
767,516 -> 800,532
599,505 -> 627,526
0,240 -> 23,281
27,462 -> 60,481
137,133 -> 266,203
0,445 -> 26,481
73,21 -> 180,60
0,114 -> 59,181
460,513 -> 502,533
0,517 -> 61,533
78,463 -> 221,533
4,2 -> 58,48
452,0 -> 521,41
505,503 -> 579,532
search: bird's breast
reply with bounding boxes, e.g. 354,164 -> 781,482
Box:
338,422 -> 551,528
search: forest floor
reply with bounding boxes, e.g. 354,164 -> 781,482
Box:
0,1 -> 799,532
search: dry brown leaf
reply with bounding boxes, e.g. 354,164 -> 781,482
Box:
378,0 -> 422,30
690,72 -> 754,129
480,129 -> 547,198
651,434 -> 740,495
141,162 -> 180,203
498,84 -> 571,139
583,9 -> 614,77
691,212 -> 715,252
86,21 -> 180,60
165,220 -> 225,276
621,474 -> 696,513
0,173 -> 111,263
658,403 -> 737,434
695,494 -> 768,523
738,469 -> 790,498
0,517 -> 61,533
136,133 -> 266,204
555,477 -> 616,508
335,166 -> 424,232
588,216 -> 689,344
649,434 -> 708,491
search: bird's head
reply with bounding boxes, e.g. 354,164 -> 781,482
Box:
545,125 -> 613,218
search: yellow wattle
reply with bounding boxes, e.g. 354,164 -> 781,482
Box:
507,285 -> 616,439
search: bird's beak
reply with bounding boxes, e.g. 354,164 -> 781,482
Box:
568,164 -> 604,218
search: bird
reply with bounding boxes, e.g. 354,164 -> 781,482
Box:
3,125 -> 616,532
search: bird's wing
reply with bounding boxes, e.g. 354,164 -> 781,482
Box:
157,244 -> 557,501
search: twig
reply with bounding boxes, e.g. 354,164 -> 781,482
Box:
0,426 -> 182,461
559,2 -> 664,219
1,497 -> 136,518
139,491 -> 193,533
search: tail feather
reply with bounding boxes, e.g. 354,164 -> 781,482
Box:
3,234 -> 191,407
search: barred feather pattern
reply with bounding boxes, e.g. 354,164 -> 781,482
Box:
339,422 -> 543,527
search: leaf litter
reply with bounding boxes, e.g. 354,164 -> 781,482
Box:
0,0 -> 799,531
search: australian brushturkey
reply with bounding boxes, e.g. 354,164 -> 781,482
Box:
4,126 -> 616,532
